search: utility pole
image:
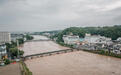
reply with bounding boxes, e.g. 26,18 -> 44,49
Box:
17,40 -> 20,59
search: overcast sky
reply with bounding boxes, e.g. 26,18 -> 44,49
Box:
0,0 -> 121,32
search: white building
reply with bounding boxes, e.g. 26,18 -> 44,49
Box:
0,43 -> 7,60
0,32 -> 11,44
63,35 -> 80,45
117,37 -> 121,41
84,33 -> 112,44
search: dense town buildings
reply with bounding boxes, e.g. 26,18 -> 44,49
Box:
62,33 -> 121,54
84,33 -> 112,45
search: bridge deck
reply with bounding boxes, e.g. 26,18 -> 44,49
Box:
26,39 -> 51,42
23,49 -> 80,60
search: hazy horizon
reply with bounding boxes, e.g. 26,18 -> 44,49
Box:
0,0 -> 121,32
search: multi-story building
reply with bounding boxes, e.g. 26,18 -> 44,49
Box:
0,43 -> 7,60
0,32 -> 11,44
0,32 -> 11,60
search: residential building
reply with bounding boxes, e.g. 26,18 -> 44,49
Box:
0,32 -> 11,44
0,43 -> 7,60
63,35 -> 80,45
117,37 -> 121,41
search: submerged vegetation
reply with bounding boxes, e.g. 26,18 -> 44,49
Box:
20,61 -> 32,75
84,50 -> 121,58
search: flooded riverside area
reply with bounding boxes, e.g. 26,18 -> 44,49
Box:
23,35 -> 121,75
20,35 -> 69,56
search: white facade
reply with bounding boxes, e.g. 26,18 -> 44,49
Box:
84,34 -> 112,44
117,37 -> 121,41
0,32 -> 11,44
63,35 -> 80,45
0,43 -> 7,59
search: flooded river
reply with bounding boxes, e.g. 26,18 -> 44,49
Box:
21,35 -> 69,56
25,51 -> 121,75
24,35 -> 121,75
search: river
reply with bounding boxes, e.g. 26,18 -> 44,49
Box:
23,35 -> 121,75
20,35 -> 69,56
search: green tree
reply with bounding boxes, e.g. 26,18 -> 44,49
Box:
18,38 -> 24,44
25,34 -> 33,40
10,47 -> 24,59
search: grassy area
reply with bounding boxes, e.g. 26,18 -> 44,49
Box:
83,50 -> 121,58
20,61 -> 32,75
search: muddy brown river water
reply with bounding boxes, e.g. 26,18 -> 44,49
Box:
20,35 -> 69,56
23,35 -> 121,75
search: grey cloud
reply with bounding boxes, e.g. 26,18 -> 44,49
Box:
0,0 -> 121,32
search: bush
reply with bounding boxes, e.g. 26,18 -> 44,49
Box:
19,50 -> 24,56
4,59 -> 10,65
99,50 -> 105,54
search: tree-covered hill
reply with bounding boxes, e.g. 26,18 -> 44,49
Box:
55,25 -> 121,43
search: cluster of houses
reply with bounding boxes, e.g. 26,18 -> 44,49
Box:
63,33 -> 121,54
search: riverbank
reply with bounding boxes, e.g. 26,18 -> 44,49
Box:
20,61 -> 32,75
56,41 -> 121,59
82,50 -> 121,58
